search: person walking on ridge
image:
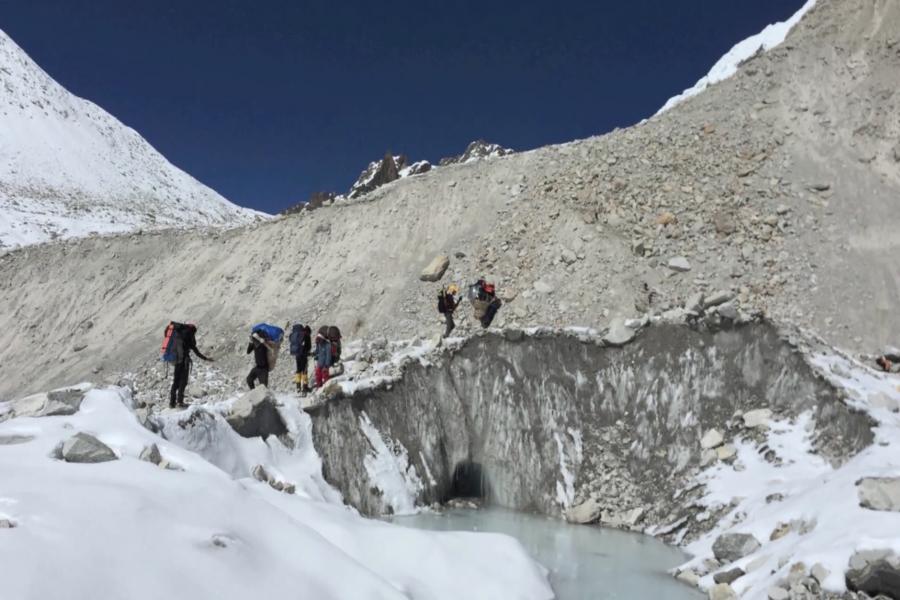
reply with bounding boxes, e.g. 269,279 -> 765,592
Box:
289,324 -> 312,394
438,284 -> 460,337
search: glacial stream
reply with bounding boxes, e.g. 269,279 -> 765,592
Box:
390,507 -> 703,600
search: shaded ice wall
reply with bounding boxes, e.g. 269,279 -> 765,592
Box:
308,323 -> 873,520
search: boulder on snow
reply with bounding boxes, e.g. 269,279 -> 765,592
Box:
61,432 -> 117,463
712,532 -> 761,563
766,586 -> 789,600
602,318 -> 636,346
3,386 -> 87,421
742,408 -> 773,429
716,444 -> 737,461
565,497 -> 603,524
857,477 -> 900,512
713,567 -> 745,585
707,582 -> 737,600
139,443 -> 163,466
846,549 -> 900,598
224,387 -> 287,439
419,255 -> 450,282
701,429 -> 724,449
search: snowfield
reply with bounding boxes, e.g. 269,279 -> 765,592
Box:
0,387 -> 552,600
0,29 -> 265,249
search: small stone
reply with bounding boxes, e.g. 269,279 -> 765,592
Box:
560,248 -> 578,265
676,569 -> 700,586
701,429 -> 724,449
716,302 -> 739,320
775,204 -> 791,215
716,444 -> 737,461
656,211 -> 677,226
810,563 -> 829,585
769,522 -> 791,541
667,256 -> 692,272
251,464 -> 270,483
765,493 -> 785,504
603,318 -> 636,346
533,280 -> 553,294
767,586 -> 789,600
685,292 -> 705,313
707,582 -> 737,600
703,290 -> 734,308
808,182 -> 831,192
139,443 -> 162,466
713,568 -> 745,585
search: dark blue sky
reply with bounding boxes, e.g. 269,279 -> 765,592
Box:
0,1 -> 804,213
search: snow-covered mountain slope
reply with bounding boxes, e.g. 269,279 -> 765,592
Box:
0,29 -> 265,249
0,385 -> 552,600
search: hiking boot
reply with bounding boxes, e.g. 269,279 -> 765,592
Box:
168,401 -> 176,409
176,401 -> 187,408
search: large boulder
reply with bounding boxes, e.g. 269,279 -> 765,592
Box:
857,477 -> 900,511
1,387 -> 86,421
565,497 -> 602,524
61,432 -> 117,463
224,387 -> 287,439
712,533 -> 761,563
846,549 -> 900,598
419,255 -> 450,282
743,408 -> 773,429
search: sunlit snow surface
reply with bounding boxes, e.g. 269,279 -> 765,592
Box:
0,387 -> 552,600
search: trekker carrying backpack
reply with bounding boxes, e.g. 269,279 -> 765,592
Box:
246,323 -> 284,390
468,279 -> 502,329
289,324 -> 313,394
314,326 -> 334,388
437,284 -> 460,338
160,322 -> 213,409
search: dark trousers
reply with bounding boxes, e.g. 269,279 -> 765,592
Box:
480,298 -> 502,328
247,367 -> 269,390
169,360 -> 190,405
443,312 -> 456,337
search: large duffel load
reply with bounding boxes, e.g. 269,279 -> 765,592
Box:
251,323 -> 284,369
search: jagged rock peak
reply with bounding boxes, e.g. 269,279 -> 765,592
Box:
348,153 -> 431,198
439,140 -> 514,166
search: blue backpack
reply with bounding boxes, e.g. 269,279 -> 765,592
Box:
252,323 -> 284,343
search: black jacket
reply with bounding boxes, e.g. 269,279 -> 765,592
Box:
178,328 -> 210,364
246,337 -> 270,370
